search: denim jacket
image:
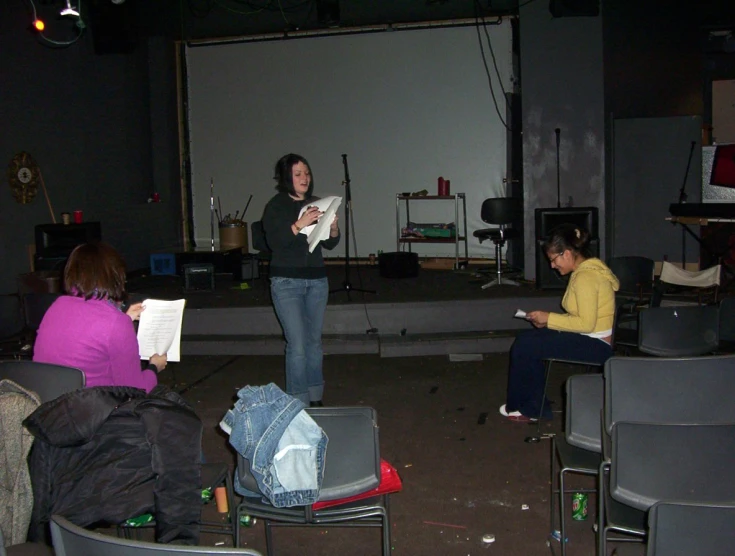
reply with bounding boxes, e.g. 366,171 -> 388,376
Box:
221,383 -> 328,507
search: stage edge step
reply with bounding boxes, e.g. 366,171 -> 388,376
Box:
181,330 -> 520,358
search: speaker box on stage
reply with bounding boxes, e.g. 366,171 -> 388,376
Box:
183,263 -> 214,292
536,238 -> 599,290
379,252 -> 419,279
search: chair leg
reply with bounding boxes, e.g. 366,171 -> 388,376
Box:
265,520 -> 275,556
481,241 -> 520,288
525,360 -> 551,443
381,498 -> 391,556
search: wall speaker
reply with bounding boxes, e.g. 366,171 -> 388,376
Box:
88,0 -> 139,55
536,238 -> 599,290
379,252 -> 419,279
549,0 -> 600,17
183,263 -> 215,292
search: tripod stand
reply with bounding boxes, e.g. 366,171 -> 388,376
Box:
329,154 -> 375,301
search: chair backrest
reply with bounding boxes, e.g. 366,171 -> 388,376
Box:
565,373 -> 604,453
719,296 -> 735,343
22,292 -> 61,331
479,197 -> 522,226
0,360 -> 85,402
250,221 -> 270,254
237,406 -> 380,502
637,305 -> 719,356
660,261 -> 721,288
610,422 -> 735,512
647,501 -> 735,556
607,256 -> 654,299
50,515 -> 262,556
603,355 -> 735,438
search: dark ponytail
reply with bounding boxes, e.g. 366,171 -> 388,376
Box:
541,223 -> 592,259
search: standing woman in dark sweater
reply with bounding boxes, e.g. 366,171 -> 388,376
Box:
262,153 -> 340,406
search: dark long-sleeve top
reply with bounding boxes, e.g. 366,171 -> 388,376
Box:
262,191 -> 340,279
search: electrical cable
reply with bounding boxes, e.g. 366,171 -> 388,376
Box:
27,0 -> 85,48
472,0 -> 509,130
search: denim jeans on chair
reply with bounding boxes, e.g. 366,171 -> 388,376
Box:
270,276 -> 329,404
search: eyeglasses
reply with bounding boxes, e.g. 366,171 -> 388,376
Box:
548,251 -> 565,265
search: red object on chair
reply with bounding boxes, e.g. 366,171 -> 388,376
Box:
312,459 -> 403,510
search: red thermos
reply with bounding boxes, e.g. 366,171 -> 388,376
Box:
438,177 -> 449,196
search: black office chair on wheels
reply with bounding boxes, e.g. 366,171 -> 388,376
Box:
473,197 -> 522,288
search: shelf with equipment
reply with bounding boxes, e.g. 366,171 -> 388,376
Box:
395,193 -> 469,269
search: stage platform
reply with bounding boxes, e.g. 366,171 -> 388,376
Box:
126,263 -> 563,357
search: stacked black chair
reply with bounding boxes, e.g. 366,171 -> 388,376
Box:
597,354 -> 735,556
646,501 -> 735,556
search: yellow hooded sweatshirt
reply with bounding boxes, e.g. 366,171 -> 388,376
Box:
547,258 -> 620,336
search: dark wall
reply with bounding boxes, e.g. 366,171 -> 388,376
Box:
519,0 -> 605,279
0,1 -> 181,294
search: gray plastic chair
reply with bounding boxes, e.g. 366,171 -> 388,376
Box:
235,406 -> 391,556
637,305 -> 719,356
647,501 -> 735,556
598,354 -> 735,556
0,360 -> 85,402
50,515 -> 262,555
610,423 -> 735,543
548,374 -> 603,556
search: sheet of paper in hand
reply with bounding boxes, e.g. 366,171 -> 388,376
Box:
137,298 -> 186,362
298,195 -> 343,253
514,309 -> 529,319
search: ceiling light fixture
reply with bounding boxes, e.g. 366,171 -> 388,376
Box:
60,0 -> 80,17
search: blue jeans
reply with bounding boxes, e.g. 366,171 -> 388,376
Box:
505,327 -> 613,419
270,277 -> 329,403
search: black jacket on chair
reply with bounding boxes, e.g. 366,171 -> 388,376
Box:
23,385 -> 202,545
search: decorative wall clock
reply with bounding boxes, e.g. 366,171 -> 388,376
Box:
7,151 -> 40,204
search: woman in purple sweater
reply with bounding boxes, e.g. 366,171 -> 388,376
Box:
33,242 -> 167,392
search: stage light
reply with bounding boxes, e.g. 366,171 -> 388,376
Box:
33,19 -> 45,31
60,0 -> 80,18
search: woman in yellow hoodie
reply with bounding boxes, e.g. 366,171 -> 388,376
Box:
500,224 -> 619,421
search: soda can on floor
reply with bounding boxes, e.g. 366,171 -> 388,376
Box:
571,492 -> 588,521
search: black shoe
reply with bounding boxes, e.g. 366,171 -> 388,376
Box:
310,400 -> 324,408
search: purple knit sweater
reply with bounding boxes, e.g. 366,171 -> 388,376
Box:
33,296 -> 157,392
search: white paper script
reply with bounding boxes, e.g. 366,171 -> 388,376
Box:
137,298 -> 186,362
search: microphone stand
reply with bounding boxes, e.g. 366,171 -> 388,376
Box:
677,141 -> 697,267
330,154 -> 375,301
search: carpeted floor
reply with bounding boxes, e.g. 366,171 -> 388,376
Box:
148,352 -> 645,556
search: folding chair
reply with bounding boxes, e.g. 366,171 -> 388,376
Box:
637,305 -> 719,357
234,406 -> 391,556
548,374 -> 603,556
609,423 -> 735,552
651,260 -> 721,307
51,515 -> 262,556
597,354 -> 735,556
647,501 -> 735,556
0,360 -> 85,402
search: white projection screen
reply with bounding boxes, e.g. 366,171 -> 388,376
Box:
185,21 -> 512,260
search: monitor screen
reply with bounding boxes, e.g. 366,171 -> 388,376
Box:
535,207 -> 599,239
35,222 -> 102,258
